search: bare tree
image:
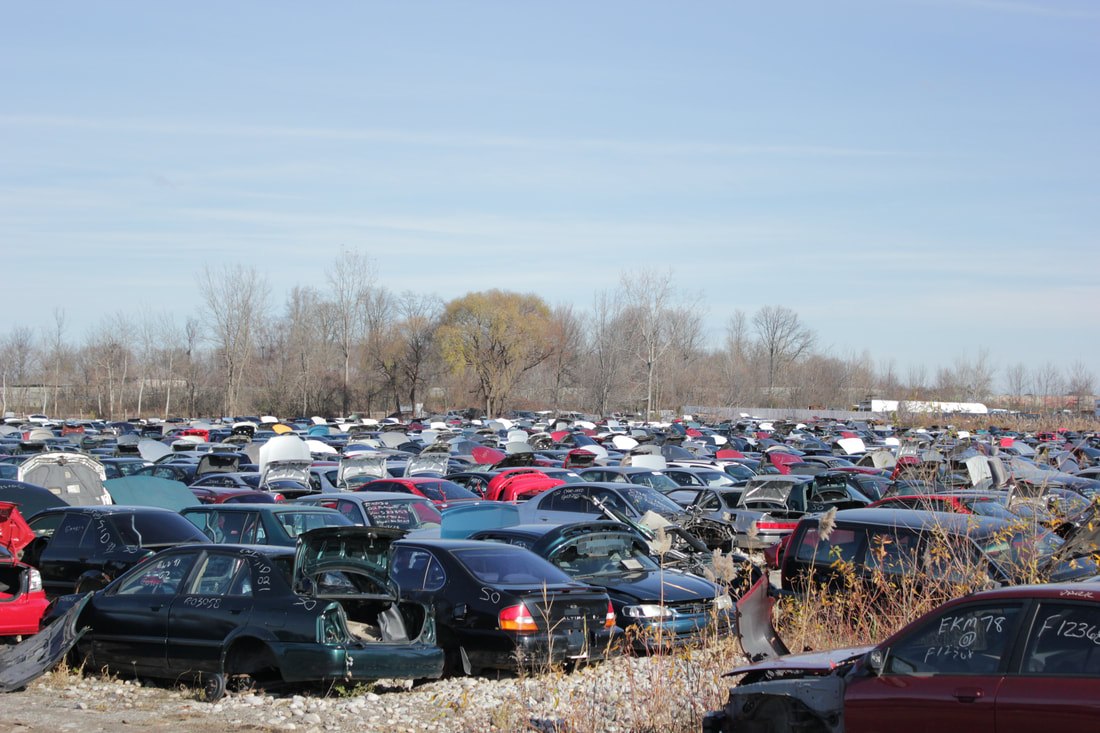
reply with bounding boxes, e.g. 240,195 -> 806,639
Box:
1065,360 -> 1095,414
45,309 -> 67,416
197,264 -> 270,416
1034,362 -> 1064,414
752,305 -> 816,405
617,267 -> 703,420
1003,362 -> 1031,411
325,249 -> 376,415
584,290 -> 627,416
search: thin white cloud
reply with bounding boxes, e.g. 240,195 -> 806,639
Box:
930,0 -> 1100,19
0,114 -> 906,159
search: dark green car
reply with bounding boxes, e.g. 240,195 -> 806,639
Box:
180,503 -> 354,546
45,527 -> 443,699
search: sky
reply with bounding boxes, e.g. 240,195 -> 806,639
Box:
2,1 -> 1097,390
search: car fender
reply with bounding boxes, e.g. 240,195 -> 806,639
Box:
0,593 -> 90,692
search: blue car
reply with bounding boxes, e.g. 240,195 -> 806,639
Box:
470,520 -> 734,649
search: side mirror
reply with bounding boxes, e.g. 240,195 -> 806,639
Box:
863,647 -> 887,676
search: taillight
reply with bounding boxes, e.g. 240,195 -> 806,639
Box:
499,603 -> 538,632
604,600 -> 616,629
27,568 -> 42,594
756,522 -> 798,531
318,605 -> 349,644
272,493 -> 285,502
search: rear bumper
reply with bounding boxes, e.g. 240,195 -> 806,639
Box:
463,625 -> 621,672
271,641 -> 445,682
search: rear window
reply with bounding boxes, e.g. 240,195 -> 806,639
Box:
109,512 -> 208,546
453,546 -> 572,585
414,480 -> 478,502
793,526 -> 864,566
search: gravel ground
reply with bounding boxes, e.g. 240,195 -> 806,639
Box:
0,644 -> 745,733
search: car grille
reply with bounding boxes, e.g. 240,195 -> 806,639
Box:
668,599 -> 714,617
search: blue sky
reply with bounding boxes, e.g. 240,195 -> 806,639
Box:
2,1 -> 1097,387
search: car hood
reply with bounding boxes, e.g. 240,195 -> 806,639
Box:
337,453 -> 388,487
261,459 -> 312,487
725,645 -> 874,678
403,453 -> 449,477
581,567 -> 718,605
294,526 -> 404,600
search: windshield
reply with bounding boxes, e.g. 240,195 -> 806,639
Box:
981,526 -> 1064,580
629,471 -> 679,491
616,486 -> 686,516
550,533 -> 659,578
695,470 -> 736,487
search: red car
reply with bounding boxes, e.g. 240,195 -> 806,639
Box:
355,477 -> 481,508
0,502 -> 50,637
706,579 -> 1100,732
483,469 -> 565,502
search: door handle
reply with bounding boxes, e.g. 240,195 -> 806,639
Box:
953,687 -> 985,703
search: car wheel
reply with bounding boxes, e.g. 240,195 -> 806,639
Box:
201,673 -> 226,702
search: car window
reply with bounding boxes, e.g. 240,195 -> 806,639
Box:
793,526 -> 864,567
698,492 -> 721,511
335,500 -> 362,523
188,553 -> 252,596
884,603 -> 1023,676
276,511 -> 348,539
864,529 -> 921,576
1022,602 -> 1100,675
453,546 -> 571,585
114,553 -> 197,596
44,514 -> 91,549
391,547 -> 446,591
539,486 -> 594,514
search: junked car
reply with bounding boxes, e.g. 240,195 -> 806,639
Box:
730,473 -> 872,550
703,578 -> 1100,732
44,528 -> 443,700
469,520 -> 734,649
391,538 -> 619,675
0,503 -> 49,638
23,505 -> 211,598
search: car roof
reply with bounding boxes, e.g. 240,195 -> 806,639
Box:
956,582 -> 1100,603
821,507 -> 1009,535
395,537 -> 533,551
298,491 -> 427,503
34,504 -> 181,515
180,503 -> 342,514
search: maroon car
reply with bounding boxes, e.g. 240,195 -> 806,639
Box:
704,579 -> 1100,732
354,477 -> 481,509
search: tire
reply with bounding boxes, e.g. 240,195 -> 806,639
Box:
201,673 -> 226,702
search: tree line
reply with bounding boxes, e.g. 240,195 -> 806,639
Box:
0,252 -> 1094,420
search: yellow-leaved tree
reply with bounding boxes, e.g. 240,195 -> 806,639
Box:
437,290 -> 553,417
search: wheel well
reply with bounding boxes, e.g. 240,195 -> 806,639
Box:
225,637 -> 281,682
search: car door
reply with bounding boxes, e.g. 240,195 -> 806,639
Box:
994,600 -> 1100,730
845,600 -> 1025,733
167,550 -> 255,674
36,512 -> 92,597
86,550 -> 200,674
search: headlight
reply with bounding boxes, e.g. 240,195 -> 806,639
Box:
622,604 -> 674,619
714,593 -> 733,611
